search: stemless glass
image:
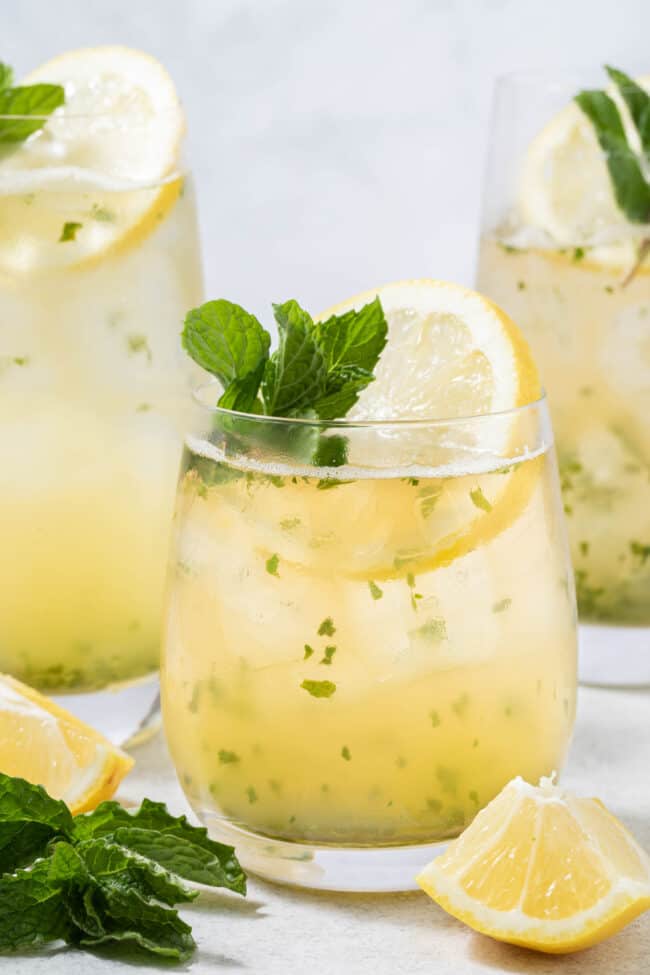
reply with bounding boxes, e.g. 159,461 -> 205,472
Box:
161,386 -> 577,892
476,71 -> 650,687
0,108 -> 203,742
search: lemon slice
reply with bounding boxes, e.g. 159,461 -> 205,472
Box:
314,280 -> 542,579
0,673 -> 133,813
417,775 -> 650,954
0,46 -> 184,272
519,74 -> 650,256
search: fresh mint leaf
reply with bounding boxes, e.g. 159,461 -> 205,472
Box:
0,772 -> 73,873
575,87 -> 650,223
314,298 -> 387,418
470,486 -> 492,512
262,300 -> 326,416
77,883 -> 196,961
318,617 -> 336,636
313,433 -> 348,467
182,300 -> 270,413
0,843 -> 79,951
313,364 -> 374,420
0,63 -> 13,90
606,66 -> 650,153
0,82 -> 65,143
71,797 -> 246,895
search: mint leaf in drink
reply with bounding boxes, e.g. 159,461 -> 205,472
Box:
575,75 -> 650,224
313,432 -> 348,467
605,66 -> 650,153
262,300 -> 326,416
59,221 -> 82,242
0,78 -> 65,143
182,299 -> 271,413
314,298 -> 387,418
301,679 -> 336,698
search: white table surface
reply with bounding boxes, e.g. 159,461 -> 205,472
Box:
11,685 -> 650,975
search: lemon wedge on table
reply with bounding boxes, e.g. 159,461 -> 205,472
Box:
518,73 -> 650,265
0,673 -> 133,814
0,46 -> 185,273
417,775 -> 650,954
313,280 -> 543,581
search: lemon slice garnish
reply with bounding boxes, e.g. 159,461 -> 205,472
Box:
0,673 -> 133,813
0,46 -> 185,273
417,775 -> 650,954
518,74 -> 650,261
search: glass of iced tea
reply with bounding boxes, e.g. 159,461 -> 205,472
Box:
161,281 -> 577,891
476,68 -> 650,686
0,48 -> 203,741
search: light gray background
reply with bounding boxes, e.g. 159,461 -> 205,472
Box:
4,0 -> 649,322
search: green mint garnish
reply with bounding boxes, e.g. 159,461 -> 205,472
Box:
341,746 -> 351,761
301,679 -> 336,698
0,62 -> 64,144
59,221 -> 82,243
368,580 -> 383,600
126,334 -> 152,362
430,710 -> 441,728
318,617 -> 336,636
246,787 -> 257,804
181,295 -> 387,464
90,204 -> 115,222
470,486 -> 492,512
303,643 -> 314,660
492,597 -> 512,613
265,553 -> 280,576
572,247 -> 585,261
415,618 -> 447,643
0,772 -> 245,961
575,66 -> 650,225
320,646 -> 337,665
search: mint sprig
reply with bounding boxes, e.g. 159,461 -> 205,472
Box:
575,66 -> 650,225
0,61 -> 65,144
182,294 -> 387,467
0,772 -> 245,962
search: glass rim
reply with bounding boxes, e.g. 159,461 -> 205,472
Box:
0,103 -> 183,123
192,379 -> 548,430
493,66 -> 646,92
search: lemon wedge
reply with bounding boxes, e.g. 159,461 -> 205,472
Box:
519,74 -> 650,259
0,46 -> 185,272
417,775 -> 650,954
0,673 -> 133,813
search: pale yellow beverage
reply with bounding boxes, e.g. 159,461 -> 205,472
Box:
162,434 -> 576,848
0,48 -> 202,697
478,241 -> 650,624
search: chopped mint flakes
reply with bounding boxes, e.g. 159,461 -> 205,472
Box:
318,617 -> 336,636
301,679 -> 336,698
218,750 -> 240,764
415,618 -> 447,643
320,646 -> 337,665
630,541 -> 650,566
470,486 -> 492,512
280,517 -> 301,530
126,333 -> 152,362
341,746 -> 351,761
90,203 -> 115,222
492,597 -> 512,613
265,553 -> 280,576
59,221 -> 82,242
368,580 -> 383,600
303,644 -> 314,660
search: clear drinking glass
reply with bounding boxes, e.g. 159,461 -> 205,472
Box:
161,385 -> 577,891
0,109 -> 203,742
476,71 -> 650,687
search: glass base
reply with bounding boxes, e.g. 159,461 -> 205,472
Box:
52,673 -> 161,747
579,623 -> 650,688
199,814 -> 447,891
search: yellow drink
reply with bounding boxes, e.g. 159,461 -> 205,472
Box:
477,239 -> 650,624
0,175 -> 202,691
162,433 -> 576,849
